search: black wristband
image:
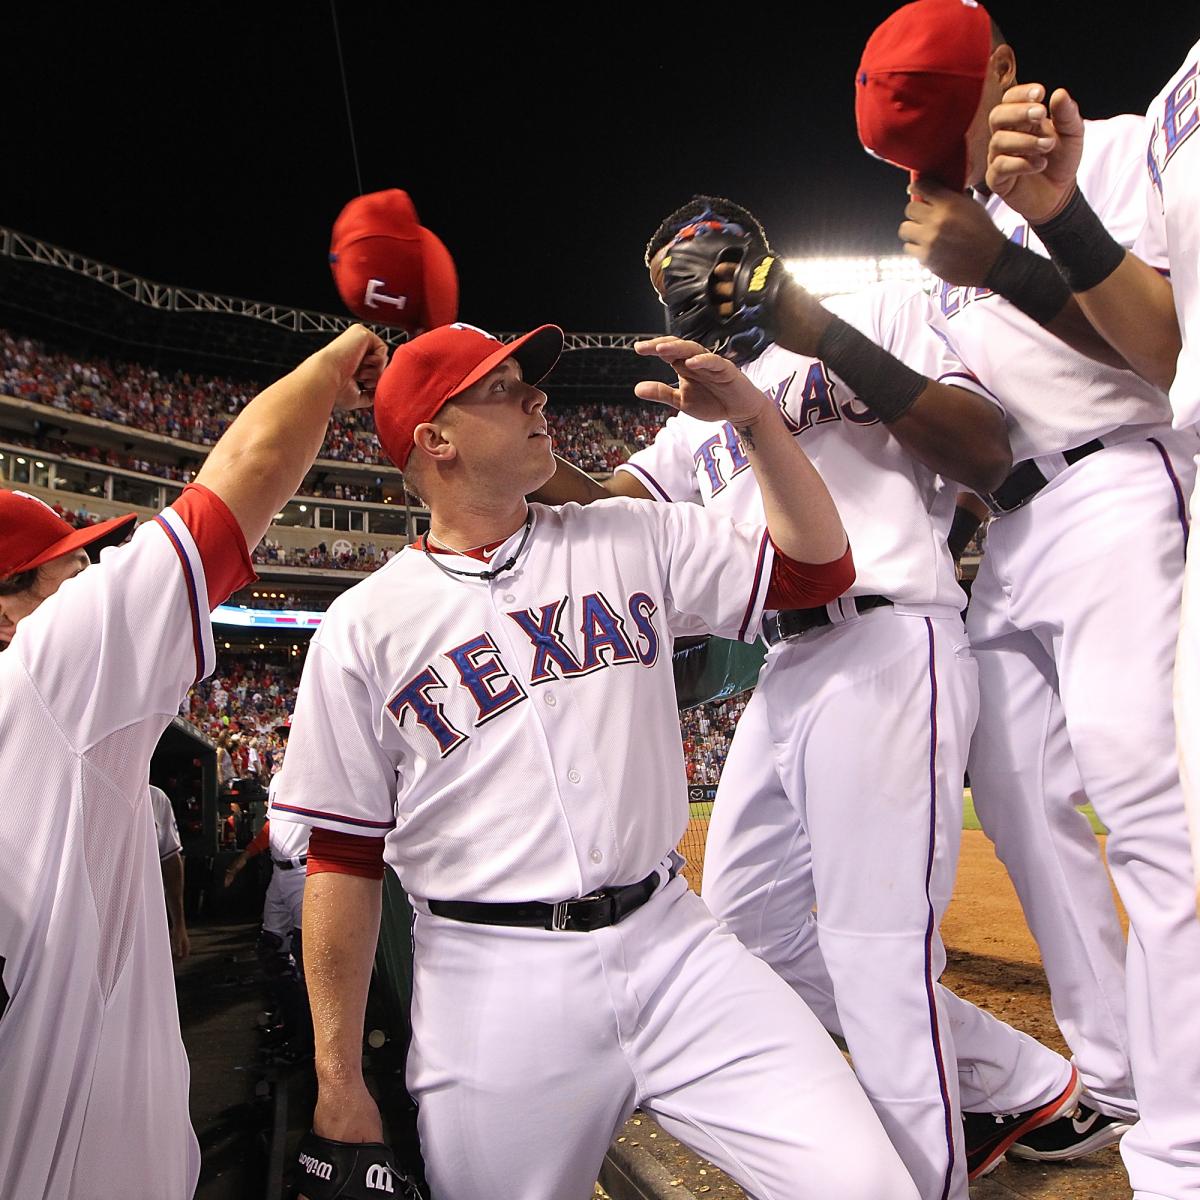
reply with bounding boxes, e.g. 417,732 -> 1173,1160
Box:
1033,187 -> 1126,293
947,504 -> 984,562
816,317 -> 926,424
982,239 -> 1072,327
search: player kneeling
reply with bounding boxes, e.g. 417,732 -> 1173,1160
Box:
273,322 -> 921,1200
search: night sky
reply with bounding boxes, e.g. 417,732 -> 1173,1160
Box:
2,3 -> 1190,335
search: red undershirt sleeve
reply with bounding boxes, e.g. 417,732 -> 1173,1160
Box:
170,482 -> 257,609
307,827 -> 387,880
244,821 -> 270,859
764,540 -> 855,609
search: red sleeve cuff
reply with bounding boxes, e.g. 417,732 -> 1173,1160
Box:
170,482 -> 257,610
245,821 -> 270,859
764,541 -> 855,609
307,827 -> 387,880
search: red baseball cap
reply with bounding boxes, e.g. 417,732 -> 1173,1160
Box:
373,323 -> 564,468
329,190 -> 459,335
855,0 -> 994,191
0,490 -> 137,581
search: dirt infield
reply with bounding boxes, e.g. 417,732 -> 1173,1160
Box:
643,825 -> 1133,1198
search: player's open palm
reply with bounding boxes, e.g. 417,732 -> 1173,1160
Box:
987,84 -> 1085,224
634,337 -> 767,427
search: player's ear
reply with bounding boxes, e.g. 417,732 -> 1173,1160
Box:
989,42 -> 1016,91
412,421 -> 457,464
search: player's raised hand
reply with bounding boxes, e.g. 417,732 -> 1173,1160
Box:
634,337 -> 769,427
899,178 -> 1007,287
317,324 -> 389,412
986,84 -> 1085,223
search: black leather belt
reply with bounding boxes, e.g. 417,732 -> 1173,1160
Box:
762,595 -> 893,645
427,864 -> 675,933
982,439 -> 1105,514
273,855 -> 307,870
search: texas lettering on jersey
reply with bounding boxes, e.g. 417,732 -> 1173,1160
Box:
698,363 -> 879,497
1146,59 -> 1199,207
387,589 -> 661,756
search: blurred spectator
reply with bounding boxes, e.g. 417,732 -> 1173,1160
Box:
678,693 -> 750,786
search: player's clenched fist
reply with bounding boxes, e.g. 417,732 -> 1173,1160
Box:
986,83 -> 1085,224
315,324 -> 390,412
633,337 -> 770,430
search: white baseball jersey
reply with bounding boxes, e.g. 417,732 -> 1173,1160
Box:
1138,40 -> 1200,430
0,486 -> 253,1199
270,499 -> 773,904
149,783 -> 183,861
930,116 -> 1173,462
266,781 -> 310,864
618,281 -> 980,613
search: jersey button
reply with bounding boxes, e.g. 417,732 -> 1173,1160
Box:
567,769 -> 582,784
502,593 -> 516,604
544,692 -> 557,707
589,849 -> 603,864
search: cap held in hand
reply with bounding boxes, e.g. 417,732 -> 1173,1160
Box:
855,0 -> 993,191
329,189 -> 459,334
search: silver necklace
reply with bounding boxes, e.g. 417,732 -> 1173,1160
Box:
421,511 -> 534,582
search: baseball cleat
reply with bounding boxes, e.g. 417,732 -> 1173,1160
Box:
1008,1102 -> 1132,1162
963,1066 -> 1082,1181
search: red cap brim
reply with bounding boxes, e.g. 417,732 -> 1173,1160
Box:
18,512 -> 137,574
448,325 -> 564,401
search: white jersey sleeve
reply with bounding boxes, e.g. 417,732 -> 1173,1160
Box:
833,282 -> 1000,410
270,639 -> 400,838
148,785 -> 183,860
15,512 -> 212,749
1086,114 -> 1169,264
10,485 -> 254,751
612,496 -> 775,642
617,414 -> 704,502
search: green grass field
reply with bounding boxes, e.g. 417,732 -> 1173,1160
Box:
691,793 -> 1108,834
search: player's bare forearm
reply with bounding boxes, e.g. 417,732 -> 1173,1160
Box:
889,384 -> 1012,493
160,852 -> 186,941
985,84 -> 1181,389
527,455 -> 652,505
304,870 -> 383,1098
1073,255 -> 1181,392
635,337 -> 846,563
737,403 -> 848,564
195,326 -> 387,550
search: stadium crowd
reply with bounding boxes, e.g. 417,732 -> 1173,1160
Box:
680,694 -> 750,785
183,654 -> 300,781
253,538 -> 397,573
1,328 -> 667,481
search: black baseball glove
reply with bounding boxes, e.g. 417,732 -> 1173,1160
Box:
660,228 -> 788,366
293,1131 -> 424,1200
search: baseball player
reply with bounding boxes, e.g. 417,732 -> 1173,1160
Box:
272,321 -> 922,1200
983,42 -> 1200,920
0,324 -> 386,1199
538,196 -> 1080,1198
856,3 -> 1200,1194
225,778 -> 313,1053
150,782 -> 190,960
